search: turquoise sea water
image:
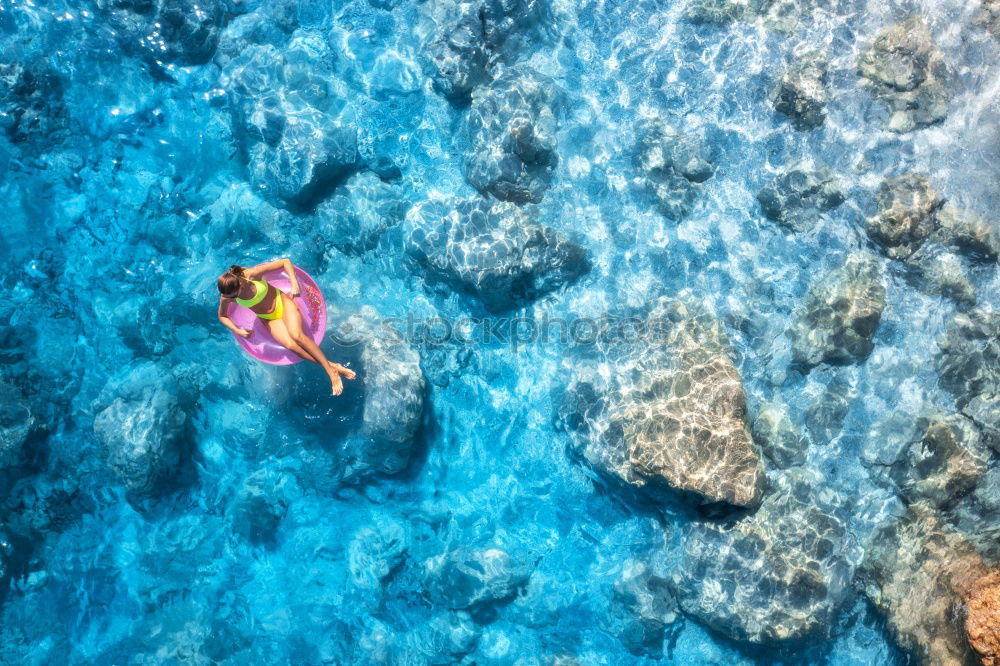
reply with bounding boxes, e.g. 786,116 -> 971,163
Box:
1,0 -> 998,663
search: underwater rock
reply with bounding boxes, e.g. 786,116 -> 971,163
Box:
348,519 -> 408,590
204,179 -> 295,250
424,547 -> 532,610
4,474 -> 93,535
944,465 -> 1000,562
935,206 -> 1000,262
751,400 -> 808,468
0,379 -> 34,470
966,569 -> 1000,666
96,0 -> 225,66
857,17 -> 951,133
607,561 -> 678,657
770,51 -> 829,130
357,317 -> 426,476
465,66 -> 562,203
326,307 -> 427,479
757,162 -> 844,232
866,409 -> 989,510
223,41 -> 359,210
790,252 -> 886,368
561,298 -> 765,509
685,0 -> 814,30
976,0 -> 1000,40
480,0 -> 553,54
671,467 -> 855,645
937,309 -> 1000,449
859,505 -> 987,665
214,12 -> 294,69
803,376 -> 854,445
309,171 -> 408,256
865,172 -> 943,261
371,612 -> 479,662
0,59 -> 69,148
248,104 -> 359,211
92,362 -> 188,496
426,0 -> 552,101
400,612 -> 481,661
229,470 -> 288,545
427,4 -> 490,101
684,0 -> 751,24
405,197 -> 589,312
634,119 -> 714,221
906,248 -> 977,306
224,44 -> 291,145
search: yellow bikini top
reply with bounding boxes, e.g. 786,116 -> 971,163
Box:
234,279 -> 269,308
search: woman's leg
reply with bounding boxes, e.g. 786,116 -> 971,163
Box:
281,295 -> 356,380
265,318 -> 319,363
280,294 -> 352,394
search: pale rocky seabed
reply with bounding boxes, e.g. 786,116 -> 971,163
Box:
1,0 -> 999,663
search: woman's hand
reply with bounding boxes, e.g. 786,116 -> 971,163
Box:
237,328 -> 252,339
290,282 -> 300,298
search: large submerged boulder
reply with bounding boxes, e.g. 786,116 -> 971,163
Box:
751,400 -> 808,469
426,0 -> 553,101
95,0 -> 225,66
222,40 -> 360,211
427,4 -> 490,101
606,561 -> 678,657
348,517 -> 409,591
936,206 -> 1000,261
92,362 -> 188,496
936,309 -> 1000,449
865,172 -> 943,261
906,247 -> 977,306
634,119 -> 714,221
757,162 -> 844,232
864,409 -> 989,510
790,252 -> 886,368
670,468 -> 856,645
359,326 -> 427,475
770,51 -> 829,130
307,171 -> 408,256
857,17 -> 951,133
560,298 -> 765,509
859,505 -> 988,665
976,0 -> 1000,40
423,547 -> 533,610
332,308 -> 427,478
685,0 -> 814,31
0,58 -> 69,148
229,469 -> 288,545
0,379 -> 34,470
966,569 -> 1000,666
803,376 -> 854,445
214,10 -> 296,69
247,106 -> 359,211
465,66 -> 562,203
404,197 -> 589,312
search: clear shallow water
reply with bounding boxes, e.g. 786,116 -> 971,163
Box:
0,0 -> 998,663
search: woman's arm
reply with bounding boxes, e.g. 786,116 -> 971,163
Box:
246,258 -> 299,296
218,297 -> 251,337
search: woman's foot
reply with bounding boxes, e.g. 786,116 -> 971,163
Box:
328,362 -> 356,380
329,372 -> 344,396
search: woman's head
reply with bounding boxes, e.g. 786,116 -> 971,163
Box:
217,265 -> 245,298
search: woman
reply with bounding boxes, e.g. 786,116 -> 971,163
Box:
217,259 -> 356,396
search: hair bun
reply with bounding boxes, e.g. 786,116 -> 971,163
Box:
228,264 -> 245,277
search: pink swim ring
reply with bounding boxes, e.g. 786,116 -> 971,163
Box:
229,266 -> 327,366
